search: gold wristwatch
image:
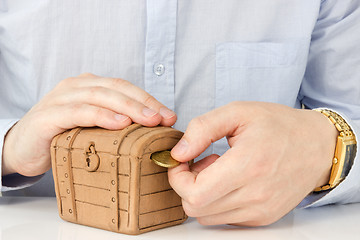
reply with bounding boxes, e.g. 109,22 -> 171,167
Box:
313,109 -> 357,192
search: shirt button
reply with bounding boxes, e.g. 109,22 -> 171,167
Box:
153,63 -> 165,76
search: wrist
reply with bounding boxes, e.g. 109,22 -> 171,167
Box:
313,109 -> 357,192
312,110 -> 338,189
2,126 -> 17,176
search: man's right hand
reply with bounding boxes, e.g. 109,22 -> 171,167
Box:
2,73 -> 176,177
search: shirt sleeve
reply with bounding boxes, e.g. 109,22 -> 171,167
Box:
298,0 -> 360,207
0,119 -> 42,192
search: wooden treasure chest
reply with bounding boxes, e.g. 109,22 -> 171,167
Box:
50,124 -> 187,235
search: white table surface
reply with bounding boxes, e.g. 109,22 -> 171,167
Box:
0,196 -> 359,240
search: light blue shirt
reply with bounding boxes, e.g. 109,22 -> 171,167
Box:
0,0 -> 359,209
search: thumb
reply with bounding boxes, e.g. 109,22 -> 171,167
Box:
171,102 -> 248,162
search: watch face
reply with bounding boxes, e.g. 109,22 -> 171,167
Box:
341,143 -> 357,178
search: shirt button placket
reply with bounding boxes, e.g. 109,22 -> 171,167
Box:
144,0 -> 177,111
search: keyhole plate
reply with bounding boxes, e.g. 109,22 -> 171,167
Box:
85,154 -> 100,172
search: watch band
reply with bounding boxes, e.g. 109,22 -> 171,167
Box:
313,109 -> 357,192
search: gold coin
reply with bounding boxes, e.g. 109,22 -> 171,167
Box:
151,150 -> 180,168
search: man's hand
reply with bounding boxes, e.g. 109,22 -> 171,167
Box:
2,73 -> 176,177
168,101 -> 337,226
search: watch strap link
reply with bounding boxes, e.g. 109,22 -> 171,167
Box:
313,109 -> 357,192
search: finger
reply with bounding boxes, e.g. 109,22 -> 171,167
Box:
171,102 -> 247,162
169,146 -> 246,208
189,154 -> 219,176
41,103 -> 133,132
168,154 -> 219,197
45,86 -> 163,127
182,184 -> 264,218
57,74 -> 177,126
168,162 -> 197,199
196,207 -> 269,226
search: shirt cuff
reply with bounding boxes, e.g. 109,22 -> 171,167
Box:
1,173 -> 44,192
298,108 -> 359,208
0,119 -> 42,192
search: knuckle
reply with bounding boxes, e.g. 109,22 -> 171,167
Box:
93,106 -> 103,116
197,217 -> 211,226
246,207 -> 275,226
86,106 -> 104,124
182,205 -> 195,217
167,172 -> 176,187
78,72 -> 95,78
87,86 -> 103,96
247,159 -> 269,180
188,116 -> 207,131
227,101 -> 241,108
248,167 -> 265,181
248,211 -> 263,225
70,103 -> 83,113
182,202 -> 200,217
250,216 -> 275,227
260,218 -> 276,226
111,78 -> 130,88
124,98 -> 134,108
226,101 -> 243,113
93,108 -> 104,123
184,194 -> 207,209
143,95 -> 157,107
251,190 -> 269,205
57,77 -> 75,88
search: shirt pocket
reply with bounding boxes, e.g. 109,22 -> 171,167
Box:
215,41 -> 308,108
213,41 -> 308,155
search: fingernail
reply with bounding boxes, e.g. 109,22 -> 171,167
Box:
159,107 -> 176,119
172,139 -> 188,156
114,114 -> 129,122
142,107 -> 158,117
